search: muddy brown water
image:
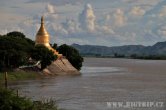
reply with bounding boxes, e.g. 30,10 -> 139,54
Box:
9,58 -> 166,110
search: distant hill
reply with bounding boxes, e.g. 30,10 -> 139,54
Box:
71,41 -> 166,57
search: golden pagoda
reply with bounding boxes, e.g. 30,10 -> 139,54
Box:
35,16 -> 62,58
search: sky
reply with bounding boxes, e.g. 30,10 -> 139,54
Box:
1,0 -> 166,46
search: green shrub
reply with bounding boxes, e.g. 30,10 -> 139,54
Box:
0,88 -> 59,110
0,88 -> 33,110
33,100 -> 58,110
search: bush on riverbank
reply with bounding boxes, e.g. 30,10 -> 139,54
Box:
0,88 -> 59,110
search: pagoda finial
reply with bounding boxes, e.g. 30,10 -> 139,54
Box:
41,16 -> 44,24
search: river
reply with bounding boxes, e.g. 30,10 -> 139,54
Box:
9,58 -> 166,110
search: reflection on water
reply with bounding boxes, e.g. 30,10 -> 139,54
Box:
81,66 -> 127,77
9,58 -> 166,110
81,66 -> 124,73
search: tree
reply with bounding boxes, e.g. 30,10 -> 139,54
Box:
6,31 -> 35,48
31,45 -> 57,70
57,44 -> 84,70
0,32 -> 34,71
52,43 -> 58,50
7,31 -> 25,38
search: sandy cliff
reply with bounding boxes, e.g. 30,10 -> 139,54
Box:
43,57 -> 80,75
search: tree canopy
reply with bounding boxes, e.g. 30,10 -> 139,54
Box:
57,44 -> 84,70
31,45 -> 57,70
51,43 -> 58,50
0,33 -> 34,71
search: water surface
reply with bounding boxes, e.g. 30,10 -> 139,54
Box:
9,58 -> 166,110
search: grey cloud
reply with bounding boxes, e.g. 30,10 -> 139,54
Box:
145,0 -> 166,16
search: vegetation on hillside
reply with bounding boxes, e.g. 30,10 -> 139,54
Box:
72,43 -> 166,59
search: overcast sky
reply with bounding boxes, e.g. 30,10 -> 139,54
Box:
1,0 -> 166,46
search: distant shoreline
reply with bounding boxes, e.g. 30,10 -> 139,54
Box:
82,55 -> 166,60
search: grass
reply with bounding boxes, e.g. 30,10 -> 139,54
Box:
0,71 -> 41,81
0,71 -> 41,86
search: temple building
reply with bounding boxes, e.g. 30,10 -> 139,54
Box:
35,16 -> 79,75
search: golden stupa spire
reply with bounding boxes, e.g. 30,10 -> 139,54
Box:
35,16 -> 50,47
35,16 -> 62,58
